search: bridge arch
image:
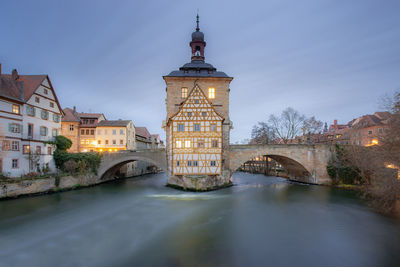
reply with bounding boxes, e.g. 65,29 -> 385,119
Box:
229,144 -> 333,184
98,149 -> 167,180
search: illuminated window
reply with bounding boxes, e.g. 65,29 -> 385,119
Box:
23,145 -> 30,154
176,140 -> 182,148
210,124 -> 216,132
212,140 -> 218,148
105,140 -> 109,145
98,140 -> 101,145
194,124 -> 200,132
120,140 -> 123,145
208,88 -> 215,99
181,87 -> 188,98
178,124 -> 184,132
12,104 -> 20,114
185,140 -> 191,148
210,161 -> 216,166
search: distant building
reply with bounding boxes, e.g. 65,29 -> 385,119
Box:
0,66 -> 63,177
96,120 -> 135,152
135,127 -> 152,149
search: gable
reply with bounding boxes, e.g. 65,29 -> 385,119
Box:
169,85 -> 223,123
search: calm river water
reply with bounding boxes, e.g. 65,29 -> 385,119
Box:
0,172 -> 400,267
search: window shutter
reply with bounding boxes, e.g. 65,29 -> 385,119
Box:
33,107 -> 36,116
8,123 -> 11,132
20,124 -> 23,133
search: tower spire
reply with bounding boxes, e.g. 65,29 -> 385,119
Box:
196,10 -> 200,31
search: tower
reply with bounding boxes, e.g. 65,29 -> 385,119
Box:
162,14 -> 233,191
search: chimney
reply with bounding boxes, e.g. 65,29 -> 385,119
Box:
11,69 -> 19,80
20,81 -> 24,101
73,106 -> 76,113
334,119 -> 337,128
0,63 -> 2,75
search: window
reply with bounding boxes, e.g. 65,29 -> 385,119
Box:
198,140 -> 205,148
90,130 -> 95,135
36,146 -> 41,155
178,124 -> 184,132
48,146 -> 52,155
194,124 -> 200,132
26,105 -> 35,116
40,126 -> 48,136
210,161 -> 216,166
28,124 -> 33,138
208,88 -> 215,99
202,112 -> 207,116
50,102 -> 54,108
23,145 -> 30,154
81,129 -> 85,135
112,140 -> 116,145
12,104 -> 20,114
181,87 -> 188,98
104,129 -> 108,135
35,97 -> 40,103
83,119 -> 88,124
53,114 -> 60,122
52,129 -> 58,137
176,161 -> 180,166
12,159 -> 18,169
9,123 -> 21,133
212,140 -> 218,148
2,141 -> 10,151
176,140 -> 182,148
194,99 -> 199,104
98,140 -> 101,145
86,129 -> 89,135
120,140 -> 123,145
187,112 -> 192,117
41,110 -> 49,120
44,88 -> 48,95
112,130 -> 116,135
70,125 -> 74,131
12,141 -> 19,151
105,140 -> 109,145
80,140 -> 86,145
90,119 -> 95,124
210,124 -> 216,132
187,161 -> 192,167
368,130 -> 372,135
185,140 -> 191,148
378,128 -> 383,134
120,129 -> 124,135
193,161 -> 198,167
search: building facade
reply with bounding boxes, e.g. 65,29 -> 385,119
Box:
0,67 -> 62,177
96,120 -> 135,152
163,16 -> 233,190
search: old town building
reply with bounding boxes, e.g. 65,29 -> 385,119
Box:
163,15 -> 233,190
96,120 -> 135,152
0,66 -> 63,177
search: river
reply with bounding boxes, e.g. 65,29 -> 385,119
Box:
0,172 -> 399,267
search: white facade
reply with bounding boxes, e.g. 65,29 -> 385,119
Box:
0,76 -> 62,177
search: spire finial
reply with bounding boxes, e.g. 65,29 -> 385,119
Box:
196,9 -> 200,31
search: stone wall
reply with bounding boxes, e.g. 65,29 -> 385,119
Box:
0,173 -> 116,199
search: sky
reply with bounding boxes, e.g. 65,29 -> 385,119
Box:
1,0 -> 399,143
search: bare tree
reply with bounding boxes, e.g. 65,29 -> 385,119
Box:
303,116 -> 323,134
251,122 -> 275,144
268,107 -> 305,144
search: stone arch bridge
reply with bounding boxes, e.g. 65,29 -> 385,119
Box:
98,144 -> 333,184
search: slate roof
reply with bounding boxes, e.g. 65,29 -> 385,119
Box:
97,120 -> 131,127
164,60 -> 231,78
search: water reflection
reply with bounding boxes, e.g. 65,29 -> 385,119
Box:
0,172 -> 399,267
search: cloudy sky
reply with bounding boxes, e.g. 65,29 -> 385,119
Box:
1,0 -> 399,142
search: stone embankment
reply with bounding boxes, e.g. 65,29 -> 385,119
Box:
0,174 -> 115,199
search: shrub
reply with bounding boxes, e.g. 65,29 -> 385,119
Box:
64,160 -> 77,173
77,160 -> 89,175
